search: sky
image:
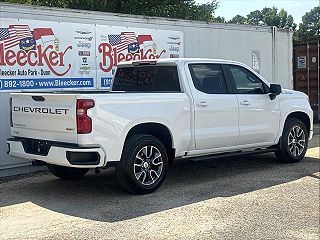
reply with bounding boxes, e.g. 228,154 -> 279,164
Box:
195,0 -> 319,24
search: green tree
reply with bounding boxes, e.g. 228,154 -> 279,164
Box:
295,6 -> 320,41
229,14 -> 246,24
246,7 -> 296,30
246,10 -> 263,25
228,7 -> 296,29
1,0 -> 219,22
214,16 -> 226,23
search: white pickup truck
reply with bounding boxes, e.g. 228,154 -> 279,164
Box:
7,58 -> 313,194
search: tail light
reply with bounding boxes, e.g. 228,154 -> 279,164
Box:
9,97 -> 13,127
76,99 -> 94,134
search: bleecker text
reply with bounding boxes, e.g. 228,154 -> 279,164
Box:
0,44 -> 72,76
98,43 -> 166,73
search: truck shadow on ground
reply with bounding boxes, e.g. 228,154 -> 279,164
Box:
0,152 -> 319,223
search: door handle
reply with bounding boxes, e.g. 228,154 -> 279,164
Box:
240,100 -> 250,106
197,101 -> 208,107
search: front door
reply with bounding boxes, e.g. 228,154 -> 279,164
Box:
226,64 -> 281,146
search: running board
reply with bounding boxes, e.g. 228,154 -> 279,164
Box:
187,148 -> 277,162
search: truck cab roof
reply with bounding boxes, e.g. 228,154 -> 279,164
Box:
117,58 -> 245,67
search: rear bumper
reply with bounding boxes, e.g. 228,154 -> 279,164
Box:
7,138 -> 106,168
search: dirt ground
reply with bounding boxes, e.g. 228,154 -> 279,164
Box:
0,128 -> 319,240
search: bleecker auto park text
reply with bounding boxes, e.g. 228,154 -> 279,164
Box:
1,69 -> 50,76
0,43 -> 72,76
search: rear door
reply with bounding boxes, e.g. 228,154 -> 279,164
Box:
11,93 -> 78,143
225,64 -> 281,145
187,63 -> 239,150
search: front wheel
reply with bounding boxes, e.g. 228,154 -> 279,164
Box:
275,118 -> 308,163
115,134 -> 169,194
47,164 -> 89,180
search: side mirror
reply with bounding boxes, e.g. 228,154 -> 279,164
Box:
269,84 -> 282,100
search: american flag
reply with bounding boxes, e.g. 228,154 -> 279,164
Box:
0,25 -> 33,50
108,32 -> 137,53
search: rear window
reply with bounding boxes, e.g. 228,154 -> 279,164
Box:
112,66 -> 181,92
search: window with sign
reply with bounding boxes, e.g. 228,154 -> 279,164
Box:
112,66 -> 181,92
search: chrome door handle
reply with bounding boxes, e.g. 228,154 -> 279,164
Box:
197,101 -> 208,107
240,100 -> 250,106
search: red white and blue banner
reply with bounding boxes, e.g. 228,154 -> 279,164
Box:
96,25 -> 184,88
0,18 -> 184,91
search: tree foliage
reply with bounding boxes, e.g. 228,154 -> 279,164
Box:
226,7 -> 296,30
295,6 -> 320,41
229,14 -> 246,24
1,0 -> 218,21
3,0 -> 319,41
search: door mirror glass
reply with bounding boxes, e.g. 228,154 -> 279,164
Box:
269,84 -> 282,99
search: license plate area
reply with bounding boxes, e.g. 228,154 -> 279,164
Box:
22,139 -> 51,156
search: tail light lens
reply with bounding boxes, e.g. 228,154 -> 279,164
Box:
76,99 -> 94,134
9,97 -> 13,127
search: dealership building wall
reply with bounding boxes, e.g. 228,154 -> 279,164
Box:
0,3 -> 293,176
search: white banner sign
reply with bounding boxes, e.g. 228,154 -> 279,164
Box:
0,18 -> 184,91
96,25 -> 183,88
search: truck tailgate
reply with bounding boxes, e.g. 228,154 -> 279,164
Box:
11,93 -> 78,143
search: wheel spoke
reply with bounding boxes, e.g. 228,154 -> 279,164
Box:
295,146 -> 299,156
135,171 -> 143,180
151,152 -> 162,165
150,169 -> 159,179
148,170 -> 155,184
141,146 -> 148,158
147,146 -> 154,158
289,132 -> 294,139
297,128 -> 303,137
152,161 -> 163,166
141,171 -> 147,184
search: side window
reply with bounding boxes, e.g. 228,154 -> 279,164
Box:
228,65 -> 267,94
189,64 -> 228,94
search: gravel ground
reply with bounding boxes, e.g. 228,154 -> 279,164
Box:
0,133 -> 319,240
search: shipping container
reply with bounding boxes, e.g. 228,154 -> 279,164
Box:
0,2 -> 294,176
293,41 -> 320,121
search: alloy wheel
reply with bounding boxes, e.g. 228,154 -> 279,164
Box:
287,125 -> 306,157
134,145 -> 163,186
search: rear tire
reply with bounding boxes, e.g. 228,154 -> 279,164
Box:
275,118 -> 308,163
47,164 -> 89,180
115,134 -> 169,194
